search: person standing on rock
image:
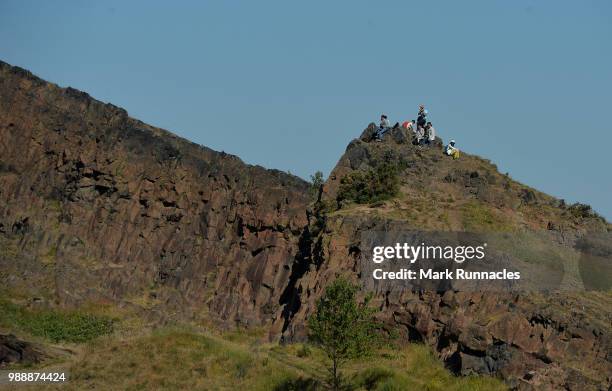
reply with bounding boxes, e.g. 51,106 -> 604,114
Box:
417,104 -> 428,129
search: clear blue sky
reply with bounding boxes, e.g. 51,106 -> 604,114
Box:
1,0 -> 611,220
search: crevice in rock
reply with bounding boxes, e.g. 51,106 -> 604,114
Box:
445,351 -> 462,374
251,245 -> 275,257
278,224 -> 313,334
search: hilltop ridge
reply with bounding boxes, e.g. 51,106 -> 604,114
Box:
323,122 -> 607,232
0,60 -> 610,390
276,121 -> 610,390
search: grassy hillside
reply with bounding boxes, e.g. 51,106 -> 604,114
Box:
0,300 -> 507,390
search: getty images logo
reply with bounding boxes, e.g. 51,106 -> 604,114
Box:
372,242 -> 488,264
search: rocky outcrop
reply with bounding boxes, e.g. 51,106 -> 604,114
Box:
0,334 -> 46,366
1,60 -> 609,390
0,60 -> 310,330
278,135 -> 611,390
277,213 -> 610,389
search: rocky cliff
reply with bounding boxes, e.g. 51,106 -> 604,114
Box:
0,60 -> 310,334
277,125 -> 611,390
1,61 -> 610,390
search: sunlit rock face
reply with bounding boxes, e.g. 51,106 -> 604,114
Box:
0,60 -> 310,331
1,60 -> 610,390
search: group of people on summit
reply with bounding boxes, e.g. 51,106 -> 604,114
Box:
375,104 -> 459,159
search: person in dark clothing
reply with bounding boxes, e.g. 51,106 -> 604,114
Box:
417,104 -> 428,129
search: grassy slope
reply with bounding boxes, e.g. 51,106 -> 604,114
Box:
0,301 -> 507,391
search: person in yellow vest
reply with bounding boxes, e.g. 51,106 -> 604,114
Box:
445,140 -> 460,159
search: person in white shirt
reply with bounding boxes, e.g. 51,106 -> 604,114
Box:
426,122 -> 436,144
445,140 -> 460,159
379,114 -> 390,128
377,114 -> 390,140
415,125 -> 425,145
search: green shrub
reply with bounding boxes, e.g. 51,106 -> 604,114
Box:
337,162 -> 400,206
567,202 -> 602,220
0,300 -> 113,343
309,171 -> 325,201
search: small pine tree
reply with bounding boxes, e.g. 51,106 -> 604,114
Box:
308,278 -> 380,390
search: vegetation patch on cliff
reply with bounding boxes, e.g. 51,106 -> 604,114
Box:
337,162 -> 401,206
461,201 -> 513,232
0,300 -> 114,343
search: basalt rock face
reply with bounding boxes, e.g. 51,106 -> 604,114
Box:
280,132 -> 611,390
0,60 -> 310,330
1,61 -> 610,390
280,213 -> 611,390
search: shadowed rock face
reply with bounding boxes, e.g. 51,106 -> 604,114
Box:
0,334 -> 46,366
0,61 -> 610,390
0,60 -> 310,330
